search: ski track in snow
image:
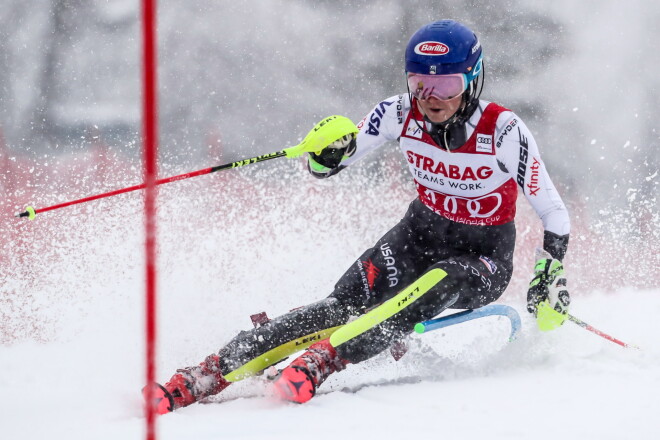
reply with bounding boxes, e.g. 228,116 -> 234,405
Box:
1,163 -> 658,440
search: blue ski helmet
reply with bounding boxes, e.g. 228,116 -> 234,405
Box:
405,20 -> 484,127
405,20 -> 482,77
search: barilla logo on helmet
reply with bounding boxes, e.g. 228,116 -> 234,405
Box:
414,41 -> 449,56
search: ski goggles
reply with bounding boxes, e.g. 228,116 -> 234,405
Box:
407,57 -> 483,101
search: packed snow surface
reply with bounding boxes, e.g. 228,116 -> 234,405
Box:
2,288 -> 657,440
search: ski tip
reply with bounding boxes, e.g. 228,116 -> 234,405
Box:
142,382 -> 174,415
272,367 -> 315,404
413,323 -> 426,334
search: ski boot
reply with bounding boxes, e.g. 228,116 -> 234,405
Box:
143,354 -> 231,414
272,338 -> 348,404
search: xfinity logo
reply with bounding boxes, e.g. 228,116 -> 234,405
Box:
527,157 -> 541,196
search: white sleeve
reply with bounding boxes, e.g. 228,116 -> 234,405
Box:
340,94 -> 407,167
497,113 -> 571,236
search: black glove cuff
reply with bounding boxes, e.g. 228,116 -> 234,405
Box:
310,136 -> 357,169
310,147 -> 346,169
543,231 -> 569,261
307,162 -> 345,179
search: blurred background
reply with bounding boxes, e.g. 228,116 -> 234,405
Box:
1,0 -> 658,343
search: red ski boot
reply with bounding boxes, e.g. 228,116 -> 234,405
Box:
272,339 -> 348,404
143,354 -> 231,414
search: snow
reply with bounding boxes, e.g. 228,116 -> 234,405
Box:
1,162 -> 658,439
1,287 -> 657,439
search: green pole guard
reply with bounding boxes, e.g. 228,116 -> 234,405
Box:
26,206 -> 36,220
536,300 -> 567,331
284,115 -> 358,158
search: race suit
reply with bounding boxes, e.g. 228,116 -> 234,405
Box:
214,95 -> 571,379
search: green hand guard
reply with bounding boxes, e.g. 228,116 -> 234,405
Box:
536,300 -> 568,331
527,249 -> 570,331
284,115 -> 358,158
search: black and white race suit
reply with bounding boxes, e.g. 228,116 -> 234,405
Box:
215,95 -> 570,376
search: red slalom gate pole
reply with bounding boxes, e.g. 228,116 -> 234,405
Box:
142,0 -> 158,439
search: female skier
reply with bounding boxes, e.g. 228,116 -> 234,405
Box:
145,19 -> 571,412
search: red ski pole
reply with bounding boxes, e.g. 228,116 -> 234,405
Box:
14,115 -> 358,220
567,314 -> 639,349
14,151 -> 287,220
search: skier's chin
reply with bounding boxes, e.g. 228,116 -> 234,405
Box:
425,109 -> 454,124
417,95 -> 461,123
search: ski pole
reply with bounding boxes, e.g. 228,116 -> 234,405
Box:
567,313 -> 639,349
15,115 -> 357,220
15,151 -> 287,219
